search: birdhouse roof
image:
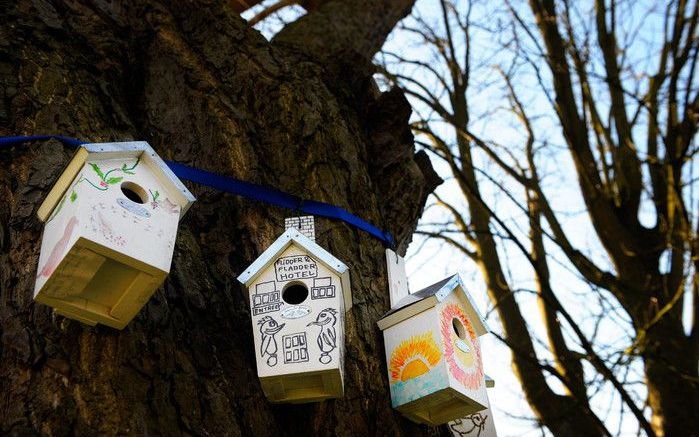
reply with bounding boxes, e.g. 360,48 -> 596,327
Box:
237,228 -> 352,311
37,141 -> 196,222
377,274 -> 489,335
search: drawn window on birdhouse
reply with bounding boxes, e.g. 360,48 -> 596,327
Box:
120,181 -> 148,204
311,277 -> 336,300
282,282 -> 309,305
283,332 -> 309,364
253,281 -> 282,315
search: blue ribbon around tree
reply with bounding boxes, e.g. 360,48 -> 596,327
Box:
0,135 -> 396,248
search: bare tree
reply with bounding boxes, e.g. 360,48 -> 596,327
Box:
380,0 -> 697,435
0,1 -> 443,434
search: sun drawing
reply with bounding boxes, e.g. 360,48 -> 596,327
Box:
389,332 -> 442,383
440,303 -> 483,390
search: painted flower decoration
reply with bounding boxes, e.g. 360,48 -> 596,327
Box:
440,303 -> 483,390
148,189 -> 179,214
149,189 -> 160,209
46,157 -> 145,223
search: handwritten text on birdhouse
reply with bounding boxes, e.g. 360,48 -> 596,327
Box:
274,255 -> 318,281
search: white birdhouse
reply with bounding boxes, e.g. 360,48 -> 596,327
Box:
34,141 -> 195,329
237,217 -> 351,403
377,274 -> 489,426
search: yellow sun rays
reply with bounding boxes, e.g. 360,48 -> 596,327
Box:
389,332 -> 442,382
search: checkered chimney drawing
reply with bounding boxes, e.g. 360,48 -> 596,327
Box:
285,216 -> 315,242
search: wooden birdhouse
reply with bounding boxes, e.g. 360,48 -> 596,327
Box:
377,273 -> 489,426
237,217 -> 351,403
34,141 -> 195,329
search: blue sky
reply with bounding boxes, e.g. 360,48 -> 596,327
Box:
243,1 -> 697,435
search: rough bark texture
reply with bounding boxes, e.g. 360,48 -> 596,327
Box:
0,1 -> 441,435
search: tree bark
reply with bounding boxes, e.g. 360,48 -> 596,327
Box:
0,1 -> 441,435
641,306 -> 699,436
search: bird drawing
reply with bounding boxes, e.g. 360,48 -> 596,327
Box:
38,216 -> 79,278
258,316 -> 285,366
449,413 -> 488,436
307,308 -> 338,364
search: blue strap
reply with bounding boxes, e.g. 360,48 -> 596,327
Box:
1,135 -> 396,248
0,135 -> 87,148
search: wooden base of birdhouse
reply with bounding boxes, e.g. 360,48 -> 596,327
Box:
34,237 -> 166,329
259,368 -> 344,403
395,387 -> 486,426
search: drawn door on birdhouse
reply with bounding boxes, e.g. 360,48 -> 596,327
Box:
249,243 -> 344,379
438,290 -> 487,406
283,332 -> 309,364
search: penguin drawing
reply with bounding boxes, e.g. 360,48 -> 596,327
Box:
258,316 -> 285,366
307,308 -> 338,364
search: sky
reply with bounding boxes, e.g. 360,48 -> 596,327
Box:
242,1 -> 697,435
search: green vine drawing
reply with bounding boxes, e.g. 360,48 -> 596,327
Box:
47,157 -> 141,223
149,189 -> 160,202
81,157 -> 140,191
48,195 -> 67,222
147,188 -> 177,213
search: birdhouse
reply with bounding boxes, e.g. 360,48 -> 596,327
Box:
34,141 -> 195,329
237,217 -> 351,403
377,273 -> 489,426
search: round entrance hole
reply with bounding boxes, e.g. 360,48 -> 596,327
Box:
452,318 -> 467,340
121,181 -> 148,204
282,282 -> 309,305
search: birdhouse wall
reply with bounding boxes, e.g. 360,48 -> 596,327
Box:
382,309 -> 448,408
76,155 -> 181,272
435,290 -> 488,409
34,179 -> 84,296
33,153 -> 183,328
249,243 -> 345,381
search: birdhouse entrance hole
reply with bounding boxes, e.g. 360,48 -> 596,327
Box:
452,318 -> 466,340
282,282 -> 309,304
120,181 -> 148,204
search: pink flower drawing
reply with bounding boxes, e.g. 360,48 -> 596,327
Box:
38,216 -> 79,278
440,303 -> 484,390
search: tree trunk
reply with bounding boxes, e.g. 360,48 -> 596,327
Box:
0,1 -> 441,435
641,303 -> 699,436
